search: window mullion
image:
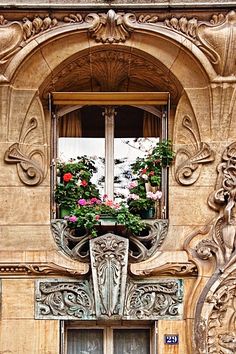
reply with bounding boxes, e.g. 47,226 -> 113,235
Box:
104,106 -> 116,200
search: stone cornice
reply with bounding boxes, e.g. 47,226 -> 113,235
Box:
0,1 -> 235,10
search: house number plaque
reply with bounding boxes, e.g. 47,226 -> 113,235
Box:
164,334 -> 179,345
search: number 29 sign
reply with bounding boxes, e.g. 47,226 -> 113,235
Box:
164,334 -> 179,345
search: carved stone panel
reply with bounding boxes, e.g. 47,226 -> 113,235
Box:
124,279 -> 183,320
35,279 -> 95,320
90,233 -> 129,319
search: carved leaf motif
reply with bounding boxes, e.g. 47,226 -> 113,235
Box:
175,115 -> 215,186
0,22 -> 23,64
90,234 -> 128,318
124,279 -> 183,320
35,280 -> 95,319
4,117 -> 47,186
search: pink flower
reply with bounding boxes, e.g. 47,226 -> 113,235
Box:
128,193 -> 140,200
78,199 -> 87,206
105,199 -> 114,207
69,216 -> 78,223
95,215 -> 100,220
81,180 -> 88,187
146,191 -> 162,200
90,197 -> 100,204
128,181 -> 138,189
102,194 -> 108,201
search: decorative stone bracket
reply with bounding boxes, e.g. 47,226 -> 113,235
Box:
35,233 -> 183,320
51,219 -> 168,263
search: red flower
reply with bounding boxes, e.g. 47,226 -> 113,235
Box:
63,173 -> 73,182
141,168 -> 147,174
95,215 -> 100,220
149,171 -> 155,176
81,180 -> 88,187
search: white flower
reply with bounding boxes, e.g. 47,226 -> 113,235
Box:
142,174 -> 148,180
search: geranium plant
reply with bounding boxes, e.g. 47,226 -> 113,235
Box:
67,197 -> 146,237
127,140 -> 174,216
55,156 -> 100,214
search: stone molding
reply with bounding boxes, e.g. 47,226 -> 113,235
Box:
0,10 -> 236,78
0,263 -> 85,277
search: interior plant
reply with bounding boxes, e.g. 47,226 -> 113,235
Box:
127,139 -> 174,217
55,156 -> 100,216
66,197 -> 146,237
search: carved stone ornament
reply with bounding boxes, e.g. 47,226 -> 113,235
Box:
164,10 -> 236,77
4,117 -> 47,186
35,279 -> 95,320
184,142 -> 236,353
51,219 -> 168,263
90,233 -> 128,319
86,10 -> 131,43
194,266 -> 236,354
35,234 -> 183,321
175,115 -> 215,186
124,279 -> 183,320
1,10 -> 235,77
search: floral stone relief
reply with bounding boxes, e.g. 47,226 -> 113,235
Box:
35,233 -> 183,320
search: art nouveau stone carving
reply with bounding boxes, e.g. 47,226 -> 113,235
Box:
1,10 -> 235,77
51,219 -> 169,263
86,10 -> 131,43
4,115 -> 47,186
164,10 -> 236,77
175,115 -> 215,185
90,233 -> 128,318
124,279 -> 183,320
35,280 -> 95,320
194,266 -> 236,354
184,142 -> 236,353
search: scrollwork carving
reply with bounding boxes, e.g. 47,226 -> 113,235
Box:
51,219 -> 168,263
175,115 -> 215,185
4,117 -> 47,186
35,280 -> 95,320
165,10 -> 236,76
90,234 -> 128,318
124,279 -> 183,320
195,268 -> 236,354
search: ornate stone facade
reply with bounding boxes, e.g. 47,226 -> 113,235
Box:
0,2 -> 236,353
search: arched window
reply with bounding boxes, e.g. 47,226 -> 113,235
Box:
50,92 -> 171,221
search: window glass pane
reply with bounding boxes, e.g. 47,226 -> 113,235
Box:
58,108 -> 105,197
114,137 -> 159,200
67,329 -> 103,354
113,329 -> 150,354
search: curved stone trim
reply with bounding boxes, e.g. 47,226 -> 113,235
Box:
51,219 -> 169,263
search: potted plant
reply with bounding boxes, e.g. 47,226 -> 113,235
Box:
55,156 -> 100,217
128,140 -> 174,218
66,197 -> 146,237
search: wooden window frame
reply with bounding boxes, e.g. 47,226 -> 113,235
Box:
50,92 -> 170,219
62,320 -> 157,354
